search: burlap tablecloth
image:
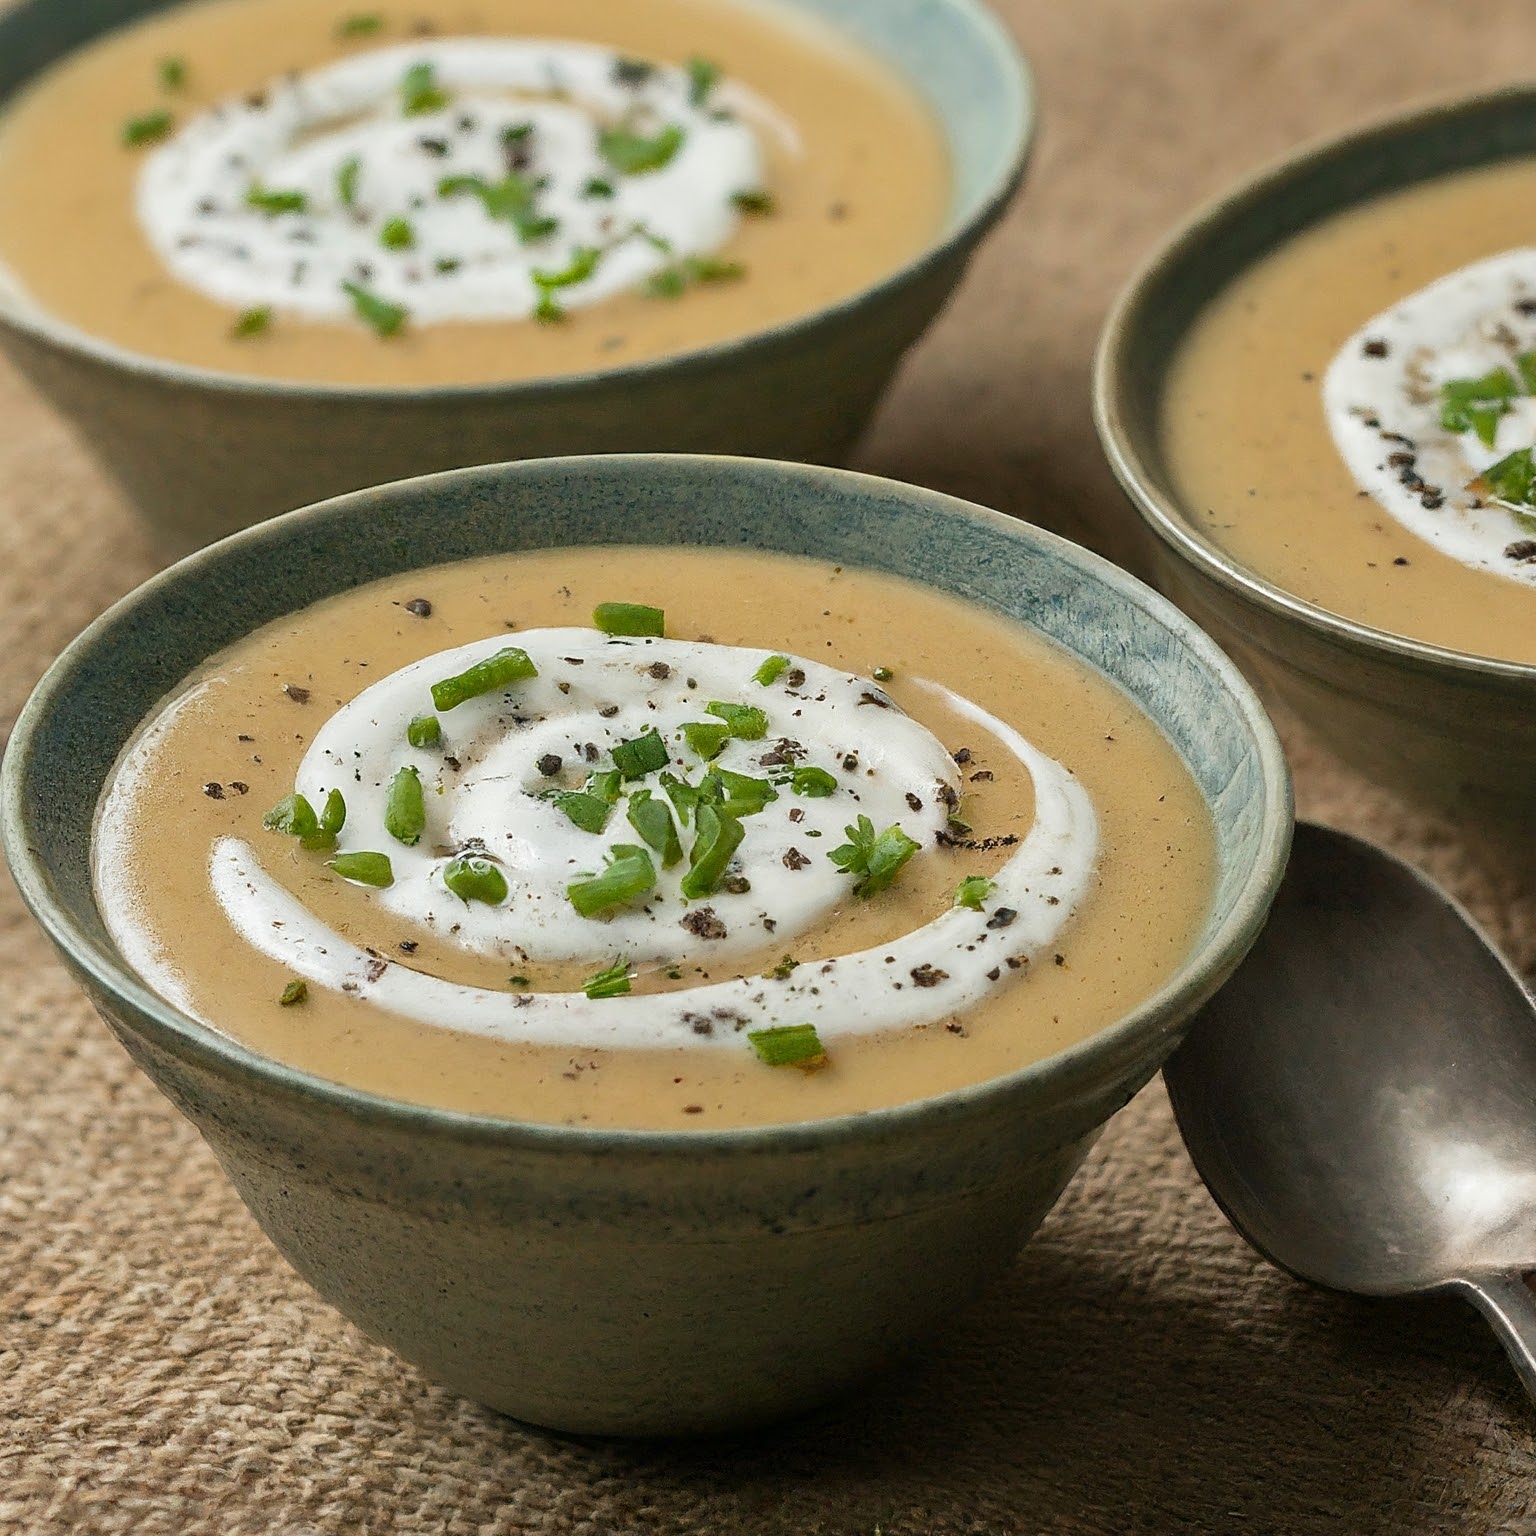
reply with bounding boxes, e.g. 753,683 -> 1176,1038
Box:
4,2 -> 1536,1530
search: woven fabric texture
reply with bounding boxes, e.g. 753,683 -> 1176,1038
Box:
3,1 -> 1535,1531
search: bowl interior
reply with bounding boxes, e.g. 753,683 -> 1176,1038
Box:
1104,86 -> 1536,537
6,455 -> 1287,1125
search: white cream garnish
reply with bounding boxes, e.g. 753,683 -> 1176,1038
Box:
137,40 -> 781,324
101,630 -> 1100,1052
1324,250 -> 1536,585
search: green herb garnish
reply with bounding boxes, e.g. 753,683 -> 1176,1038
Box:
341,280 -> 409,337
337,155 -> 362,209
765,954 -> 798,980
611,728 -> 669,780
380,215 -> 415,250
748,1023 -> 825,1068
685,56 -> 720,107
581,177 -> 616,199
406,714 -> 441,749
430,646 -> 537,710
681,721 -> 729,760
1440,366 -> 1519,448
660,771 -> 699,825
598,122 -> 685,176
626,788 -> 683,866
552,791 -> 612,834
438,172 -> 558,244
263,791 -> 340,850
383,765 -> 426,846
593,601 -> 665,637
231,306 -> 272,340
829,815 -> 921,898
586,769 -> 623,804
731,188 -> 775,215
278,978 -> 308,1006
705,700 -> 768,740
753,654 -> 789,686
319,788 -> 347,841
530,244 -> 602,322
679,801 -> 744,899
790,765 -> 837,798
701,766 -> 776,817
442,853 -> 508,904
327,850 -> 394,887
122,110 -> 174,148
954,875 -> 996,911
401,60 -> 451,116
645,255 -> 746,299
583,959 -> 632,999
1474,445 -> 1536,512
872,665 -> 894,682
337,12 -> 385,37
158,57 -> 188,92
568,844 -> 657,916
246,184 -> 308,215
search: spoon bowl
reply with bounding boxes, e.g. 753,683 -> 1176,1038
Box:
1165,821 -> 1536,1395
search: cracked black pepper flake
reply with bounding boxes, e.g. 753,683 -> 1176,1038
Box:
905,792 -> 923,812
399,939 -> 418,953
910,964 -> 948,988
283,683 -> 310,703
648,661 -> 671,680
1505,540 -> 1536,562
404,597 -> 432,617
782,847 -> 810,870
536,753 -> 562,776
680,907 -> 727,940
1362,338 -> 1389,358
202,782 -> 225,799
986,907 -> 1018,930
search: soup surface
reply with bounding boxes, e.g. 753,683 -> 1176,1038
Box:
1163,156 -> 1536,665
0,0 -> 948,385
94,547 -> 1215,1130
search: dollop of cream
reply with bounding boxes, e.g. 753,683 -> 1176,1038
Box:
1324,250 -> 1536,586
137,39 -> 782,323
104,630 -> 1100,1052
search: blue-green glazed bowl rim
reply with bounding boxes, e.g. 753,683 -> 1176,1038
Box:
1094,83 -> 1536,687
2,455 -> 1292,1155
0,0 -> 1033,403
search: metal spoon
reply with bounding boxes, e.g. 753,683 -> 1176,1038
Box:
1164,820 -> 1536,1400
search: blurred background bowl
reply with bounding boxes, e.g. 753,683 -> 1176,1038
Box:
0,0 -> 1032,553
1,453 -> 1290,1436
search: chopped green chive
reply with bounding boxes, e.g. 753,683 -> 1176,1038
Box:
319,788 -> 347,841
530,245 -> 602,321
443,853 -> 508,904
567,844 -> 656,917
342,280 -> 408,336
871,665 -> 894,682
626,788 -> 683,866
753,654 -> 789,686
158,56 -> 187,92
705,701 -> 768,740
1474,445 -> 1536,511
384,765 -> 426,846
406,713 -> 441,749
661,771 -> 699,825
430,646 -> 537,710
581,177 -> 616,199
593,601 -> 665,637
380,215 -> 415,250
598,122 -> 685,176
230,306 -> 272,340
122,110 -> 174,148
611,728 -> 669,780
748,1023 -> 825,1068
645,255 -> 745,299
246,184 -> 308,215
327,850 -> 394,887
679,802 -> 744,899
1518,351 -> 1536,394
685,56 -> 720,107
438,171 -> 557,244
829,815 -> 921,897
263,791 -> 336,850
954,875 -> 996,911
790,765 -> 838,798
731,188 -> 775,215
583,959 -> 632,999
586,769 -> 623,804
337,12 -> 384,37
701,766 -> 776,817
552,790 -> 612,834
681,721 -> 729,760
401,60 -> 451,116
278,978 -> 308,1006
1440,366 -> 1519,447
765,954 -> 798,980
337,155 -> 362,209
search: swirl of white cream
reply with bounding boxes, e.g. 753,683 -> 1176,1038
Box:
1324,250 -> 1536,586
136,39 -> 781,323
169,632 -> 1101,1052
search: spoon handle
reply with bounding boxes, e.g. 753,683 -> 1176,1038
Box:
1457,1273 -> 1536,1403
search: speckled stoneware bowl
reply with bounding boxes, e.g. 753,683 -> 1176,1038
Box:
2,455 -> 1291,1436
0,0 -> 1031,554
1094,88 -> 1536,830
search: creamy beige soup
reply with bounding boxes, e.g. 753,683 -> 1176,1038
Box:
0,0 -> 947,386
93,547 -> 1215,1130
1163,158 -> 1536,666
